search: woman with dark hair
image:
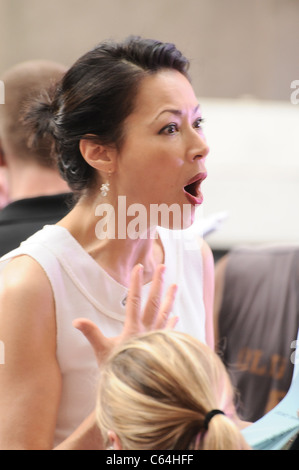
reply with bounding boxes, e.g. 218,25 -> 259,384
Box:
0,36 -> 213,449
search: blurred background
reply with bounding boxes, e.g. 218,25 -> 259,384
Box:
1,0 -> 299,257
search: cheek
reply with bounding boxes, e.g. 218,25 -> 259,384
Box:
118,146 -> 157,181
117,139 -> 183,194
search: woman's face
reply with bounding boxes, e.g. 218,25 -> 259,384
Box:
114,70 -> 209,229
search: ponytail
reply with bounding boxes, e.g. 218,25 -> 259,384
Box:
199,413 -> 250,450
97,330 -> 251,450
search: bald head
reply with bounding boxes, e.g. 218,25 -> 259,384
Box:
0,60 -> 66,168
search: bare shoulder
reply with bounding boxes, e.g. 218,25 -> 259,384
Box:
0,255 -> 53,300
0,255 -> 55,345
0,255 -> 61,449
1,254 -> 50,285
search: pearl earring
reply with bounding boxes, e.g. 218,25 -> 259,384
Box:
100,181 -> 110,197
100,171 -> 111,197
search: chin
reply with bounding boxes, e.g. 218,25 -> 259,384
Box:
181,205 -> 196,230
150,200 -> 196,231
161,211 -> 195,231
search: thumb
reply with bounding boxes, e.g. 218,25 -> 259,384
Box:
73,318 -> 109,359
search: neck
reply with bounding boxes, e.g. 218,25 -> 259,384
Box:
90,236 -> 163,286
58,193 -> 164,287
7,163 -> 70,201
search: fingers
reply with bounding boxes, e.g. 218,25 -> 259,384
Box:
73,318 -> 110,365
124,264 -> 178,335
141,264 -> 166,329
166,315 -> 179,330
155,283 -> 178,329
73,318 -> 101,341
123,264 -> 143,335
73,264 -> 179,369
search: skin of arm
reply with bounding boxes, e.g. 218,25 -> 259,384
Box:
54,412 -> 104,450
201,239 -> 215,351
0,256 -> 62,450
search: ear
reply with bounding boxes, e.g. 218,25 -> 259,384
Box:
108,430 -> 123,450
79,137 -> 116,174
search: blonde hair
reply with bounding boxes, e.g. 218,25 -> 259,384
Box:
96,330 -> 250,450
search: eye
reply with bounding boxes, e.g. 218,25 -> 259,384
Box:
159,123 -> 179,135
193,117 -> 205,130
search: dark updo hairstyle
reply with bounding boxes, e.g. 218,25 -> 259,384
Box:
24,36 -> 190,194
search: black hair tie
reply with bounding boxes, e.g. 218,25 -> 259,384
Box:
204,409 -> 225,430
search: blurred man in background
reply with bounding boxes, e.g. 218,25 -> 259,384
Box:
0,60 -> 72,256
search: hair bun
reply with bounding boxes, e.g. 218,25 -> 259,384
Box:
22,89 -> 57,150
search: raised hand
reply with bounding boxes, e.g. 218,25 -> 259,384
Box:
73,264 -> 178,366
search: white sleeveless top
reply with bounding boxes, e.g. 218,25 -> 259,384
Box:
0,225 -> 206,447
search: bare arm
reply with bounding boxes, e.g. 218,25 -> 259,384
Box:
0,256 -> 62,450
55,412 -> 104,450
201,239 -> 215,350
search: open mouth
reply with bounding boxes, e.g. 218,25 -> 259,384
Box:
183,172 -> 207,204
184,180 -> 200,197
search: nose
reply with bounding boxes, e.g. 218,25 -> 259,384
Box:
186,130 -> 209,162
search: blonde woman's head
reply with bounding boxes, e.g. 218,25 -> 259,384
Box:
96,330 -> 250,450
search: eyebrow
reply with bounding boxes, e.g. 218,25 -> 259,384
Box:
155,104 -> 200,120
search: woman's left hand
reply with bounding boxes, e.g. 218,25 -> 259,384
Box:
73,264 -> 178,366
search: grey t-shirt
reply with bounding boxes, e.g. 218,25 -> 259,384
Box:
218,245 -> 299,422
